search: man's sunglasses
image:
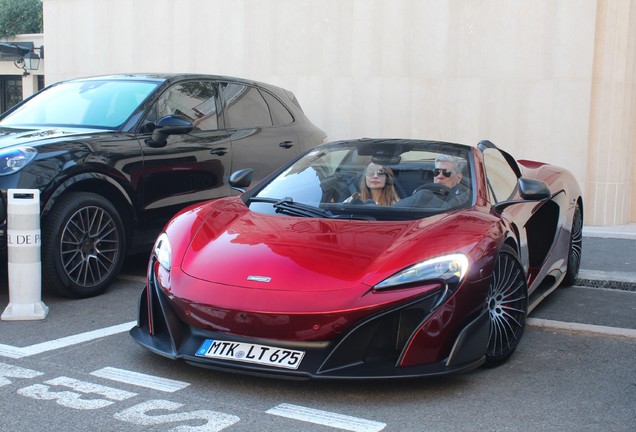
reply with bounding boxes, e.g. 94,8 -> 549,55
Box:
434,168 -> 454,178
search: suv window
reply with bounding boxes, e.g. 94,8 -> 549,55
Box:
144,81 -> 219,131
261,89 -> 294,125
221,83 -> 273,128
483,148 -> 519,203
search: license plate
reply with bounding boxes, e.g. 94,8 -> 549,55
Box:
195,339 -> 305,370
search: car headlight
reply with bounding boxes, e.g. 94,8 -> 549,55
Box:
0,147 -> 37,176
154,233 -> 172,271
374,253 -> 469,290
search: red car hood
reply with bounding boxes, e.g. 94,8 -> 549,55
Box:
181,201 -> 467,292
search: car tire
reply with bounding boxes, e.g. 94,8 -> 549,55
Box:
560,204 -> 583,287
42,192 -> 126,298
484,244 -> 528,367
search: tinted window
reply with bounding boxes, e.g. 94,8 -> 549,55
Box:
483,148 -> 519,203
221,83 -> 273,128
144,81 -> 219,131
1,80 -> 158,128
260,89 -> 293,125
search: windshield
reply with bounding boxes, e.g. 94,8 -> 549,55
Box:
0,80 -> 159,129
247,140 -> 474,221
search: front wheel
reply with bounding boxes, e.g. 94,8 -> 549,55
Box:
42,192 -> 126,298
484,244 -> 528,367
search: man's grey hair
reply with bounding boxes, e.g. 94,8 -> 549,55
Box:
435,154 -> 466,175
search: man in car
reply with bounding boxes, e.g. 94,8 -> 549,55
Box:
395,154 -> 470,209
433,154 -> 467,195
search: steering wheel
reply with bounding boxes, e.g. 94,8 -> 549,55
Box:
413,183 -> 453,200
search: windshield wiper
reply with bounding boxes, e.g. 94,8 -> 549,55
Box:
249,196 -> 331,218
273,197 -> 332,218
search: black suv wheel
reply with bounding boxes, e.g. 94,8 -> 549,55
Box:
42,192 -> 126,298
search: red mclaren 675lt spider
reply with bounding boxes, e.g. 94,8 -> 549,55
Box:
130,138 -> 583,379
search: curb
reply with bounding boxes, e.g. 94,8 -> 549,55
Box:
583,224 -> 636,240
527,317 -> 636,340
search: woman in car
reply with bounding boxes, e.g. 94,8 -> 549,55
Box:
345,162 -> 400,206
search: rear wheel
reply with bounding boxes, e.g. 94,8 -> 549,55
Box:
484,244 -> 528,367
561,204 -> 583,287
42,192 -> 126,298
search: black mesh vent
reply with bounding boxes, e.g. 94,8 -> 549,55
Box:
319,291 -> 443,373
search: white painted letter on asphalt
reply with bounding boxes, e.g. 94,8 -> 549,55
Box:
18,376 -> 137,410
0,362 -> 44,387
114,399 -> 240,431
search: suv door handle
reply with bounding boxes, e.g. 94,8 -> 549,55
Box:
279,141 -> 294,149
210,147 -> 229,156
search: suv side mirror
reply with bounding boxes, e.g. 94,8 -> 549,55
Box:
146,115 -> 193,148
229,168 -> 253,193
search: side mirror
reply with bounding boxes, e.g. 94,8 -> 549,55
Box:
146,115 -> 193,148
493,177 -> 552,212
518,178 -> 551,200
229,168 -> 253,193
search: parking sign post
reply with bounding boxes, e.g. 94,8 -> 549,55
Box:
1,189 -> 49,320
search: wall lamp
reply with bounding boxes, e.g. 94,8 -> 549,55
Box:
14,46 -> 44,77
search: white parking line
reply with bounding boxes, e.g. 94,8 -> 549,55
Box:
0,321 -> 136,359
266,403 -> 386,432
91,367 -> 190,393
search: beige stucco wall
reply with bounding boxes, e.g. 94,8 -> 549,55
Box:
38,0 -> 636,225
586,0 -> 636,225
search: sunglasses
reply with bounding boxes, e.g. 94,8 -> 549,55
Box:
434,168 -> 454,178
365,169 -> 387,177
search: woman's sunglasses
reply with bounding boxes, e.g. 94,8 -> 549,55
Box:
365,169 -> 387,177
433,168 -> 454,178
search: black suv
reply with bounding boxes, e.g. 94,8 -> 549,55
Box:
0,74 -> 326,298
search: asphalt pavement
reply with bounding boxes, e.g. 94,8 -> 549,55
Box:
579,224 -> 636,284
527,224 -> 636,334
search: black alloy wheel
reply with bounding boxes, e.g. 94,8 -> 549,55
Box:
484,244 -> 528,367
42,192 -> 126,298
561,204 -> 583,287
